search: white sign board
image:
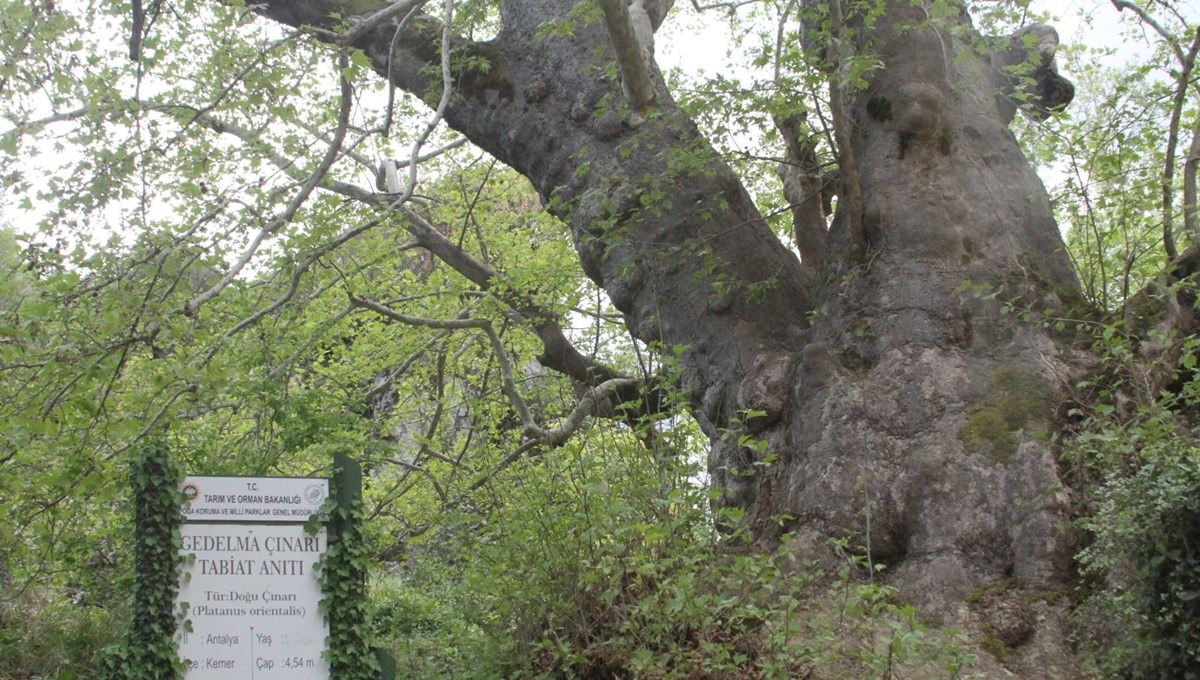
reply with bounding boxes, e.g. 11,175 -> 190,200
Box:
176,522 -> 329,679
180,476 -> 328,522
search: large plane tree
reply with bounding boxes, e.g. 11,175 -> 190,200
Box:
251,0 -> 1086,612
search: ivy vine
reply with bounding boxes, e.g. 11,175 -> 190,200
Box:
99,438 -> 186,680
316,453 -> 382,679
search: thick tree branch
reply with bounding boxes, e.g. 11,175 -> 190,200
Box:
255,0 -> 813,443
774,113 -> 831,270
640,0 -> 675,29
539,377 -> 643,446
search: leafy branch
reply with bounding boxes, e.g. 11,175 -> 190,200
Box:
347,292 -> 643,451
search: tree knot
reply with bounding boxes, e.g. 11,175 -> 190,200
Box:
993,25 -> 1076,123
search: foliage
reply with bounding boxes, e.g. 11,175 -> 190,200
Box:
1079,445 -> 1200,678
1065,315 -> 1200,677
1023,58 -> 1175,309
1014,1 -> 1198,311
0,0 -> 1198,676
1009,3 -> 1200,669
367,571 -> 484,678
0,590 -> 122,680
361,422 -> 970,679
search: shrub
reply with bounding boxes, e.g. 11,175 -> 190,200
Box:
368,570 -> 485,679
0,589 -> 123,680
1071,325 -> 1200,677
373,434 -> 971,678
1079,444 -> 1200,678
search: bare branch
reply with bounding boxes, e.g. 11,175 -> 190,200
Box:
347,293 -> 537,437
182,52 -> 356,316
349,292 -> 644,451
361,326 -> 449,402
16,106 -> 89,130
300,119 -> 377,170
100,381 -> 198,461
397,0 -> 455,197
179,102 -> 637,400
827,0 -> 865,252
171,105 -> 381,204
465,439 -> 540,494
202,208 -> 387,365
394,207 -> 650,400
196,55 -> 374,362
385,457 -> 448,503
462,375 -> 645,496
135,40 -> 645,412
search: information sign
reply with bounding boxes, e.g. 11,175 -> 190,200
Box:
176,476 -> 330,679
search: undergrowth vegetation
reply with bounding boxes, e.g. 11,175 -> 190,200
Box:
365,441 -> 972,679
1068,323 -> 1200,678
0,592 -> 122,680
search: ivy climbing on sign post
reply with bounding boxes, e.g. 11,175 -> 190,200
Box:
100,439 -> 186,680
320,452 -> 394,680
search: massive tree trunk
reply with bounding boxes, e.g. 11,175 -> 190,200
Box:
260,0 -> 1086,659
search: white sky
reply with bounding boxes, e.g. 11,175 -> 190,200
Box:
650,1 -> 1152,156
658,0 -> 1160,76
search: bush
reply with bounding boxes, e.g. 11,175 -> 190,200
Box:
368,570 -> 486,679
1070,325 -> 1200,677
370,434 -> 971,679
0,589 -> 123,680
1079,445 -> 1200,678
